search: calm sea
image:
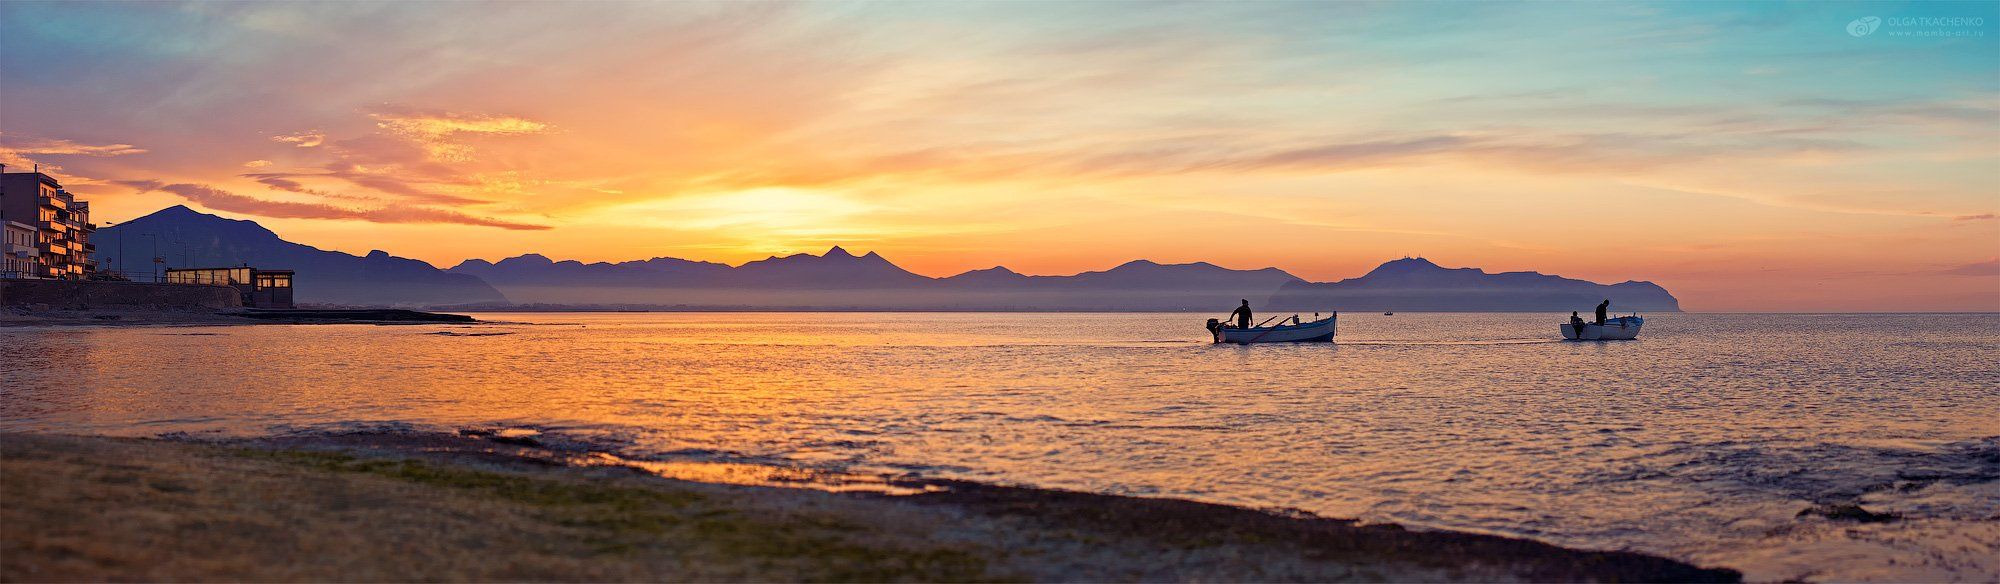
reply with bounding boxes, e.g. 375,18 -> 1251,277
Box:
3,312 -> 1996,581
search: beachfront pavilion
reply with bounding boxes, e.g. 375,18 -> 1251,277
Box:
162,267 -> 294,308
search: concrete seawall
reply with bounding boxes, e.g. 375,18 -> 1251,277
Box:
0,279 -> 242,309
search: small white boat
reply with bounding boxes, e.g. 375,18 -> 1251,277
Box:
1563,315 -> 1644,340
1207,313 -> 1337,344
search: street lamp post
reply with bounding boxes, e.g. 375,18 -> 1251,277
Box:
139,233 -> 161,282
102,221 -> 125,280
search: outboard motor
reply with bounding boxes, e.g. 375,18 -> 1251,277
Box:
1205,318 -> 1222,333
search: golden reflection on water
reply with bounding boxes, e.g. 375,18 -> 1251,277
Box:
3,312 -> 1998,582
576,452 -> 946,496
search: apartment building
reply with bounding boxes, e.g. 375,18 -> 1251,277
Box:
0,169 -> 97,279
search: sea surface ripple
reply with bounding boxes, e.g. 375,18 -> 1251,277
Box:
3,312 -> 1996,581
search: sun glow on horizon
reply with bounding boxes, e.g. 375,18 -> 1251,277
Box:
2,1 -> 1995,311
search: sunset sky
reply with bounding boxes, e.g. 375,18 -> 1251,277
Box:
2,1 -> 1995,311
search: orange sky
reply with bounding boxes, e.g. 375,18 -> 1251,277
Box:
2,2 -> 1995,311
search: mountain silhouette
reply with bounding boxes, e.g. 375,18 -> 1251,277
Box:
449,249 -> 1303,309
450,246 -> 929,290
93,206 -> 507,306
91,206 -> 1682,312
1058,260 -> 1303,291
939,266 -> 1031,286
729,247 -> 933,287
450,249 -> 1676,311
449,253 -> 732,288
1265,257 -> 1680,312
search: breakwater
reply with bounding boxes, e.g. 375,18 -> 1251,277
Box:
0,279 -> 241,309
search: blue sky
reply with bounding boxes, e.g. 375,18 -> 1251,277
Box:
2,1 -> 1995,310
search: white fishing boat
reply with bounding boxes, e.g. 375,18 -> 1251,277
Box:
1562,315 -> 1644,340
1206,313 -> 1337,344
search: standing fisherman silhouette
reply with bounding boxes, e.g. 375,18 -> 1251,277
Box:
1595,299 -> 1610,325
1230,299 -> 1253,329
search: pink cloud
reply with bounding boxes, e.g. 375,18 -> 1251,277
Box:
1942,258 -> 2000,277
0,134 -> 147,171
117,180 -> 548,231
273,131 -> 325,148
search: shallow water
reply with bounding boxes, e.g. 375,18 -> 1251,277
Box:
3,312 -> 1996,581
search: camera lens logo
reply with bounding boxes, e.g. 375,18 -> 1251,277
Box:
1848,16 -> 1883,36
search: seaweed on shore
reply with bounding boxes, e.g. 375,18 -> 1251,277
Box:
3,433 -> 1744,583
907,479 -> 1742,583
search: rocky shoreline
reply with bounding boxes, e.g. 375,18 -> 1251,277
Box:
1,432 -> 1740,582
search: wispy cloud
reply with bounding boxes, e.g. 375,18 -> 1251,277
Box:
242,164 -> 484,206
0,133 -> 147,170
0,135 -> 147,157
240,173 -> 319,194
237,172 -> 376,202
5,2 -> 1995,310
1941,258 -> 2000,277
117,180 -> 548,230
368,108 -> 551,163
272,131 -> 325,148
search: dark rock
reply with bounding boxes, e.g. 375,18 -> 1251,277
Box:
1798,503 -> 1900,523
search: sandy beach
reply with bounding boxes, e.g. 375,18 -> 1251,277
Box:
0,432 -> 1739,582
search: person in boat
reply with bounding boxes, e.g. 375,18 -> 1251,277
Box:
1595,299 -> 1610,325
1230,300 -> 1253,329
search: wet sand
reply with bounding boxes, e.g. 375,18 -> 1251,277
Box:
0,432 -> 1739,582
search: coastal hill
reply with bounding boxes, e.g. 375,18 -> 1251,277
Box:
940,259 -> 1304,291
448,250 -> 1302,310
449,246 -> 934,289
1266,257 -> 1681,312
92,206 -> 507,306
450,250 -> 1674,312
